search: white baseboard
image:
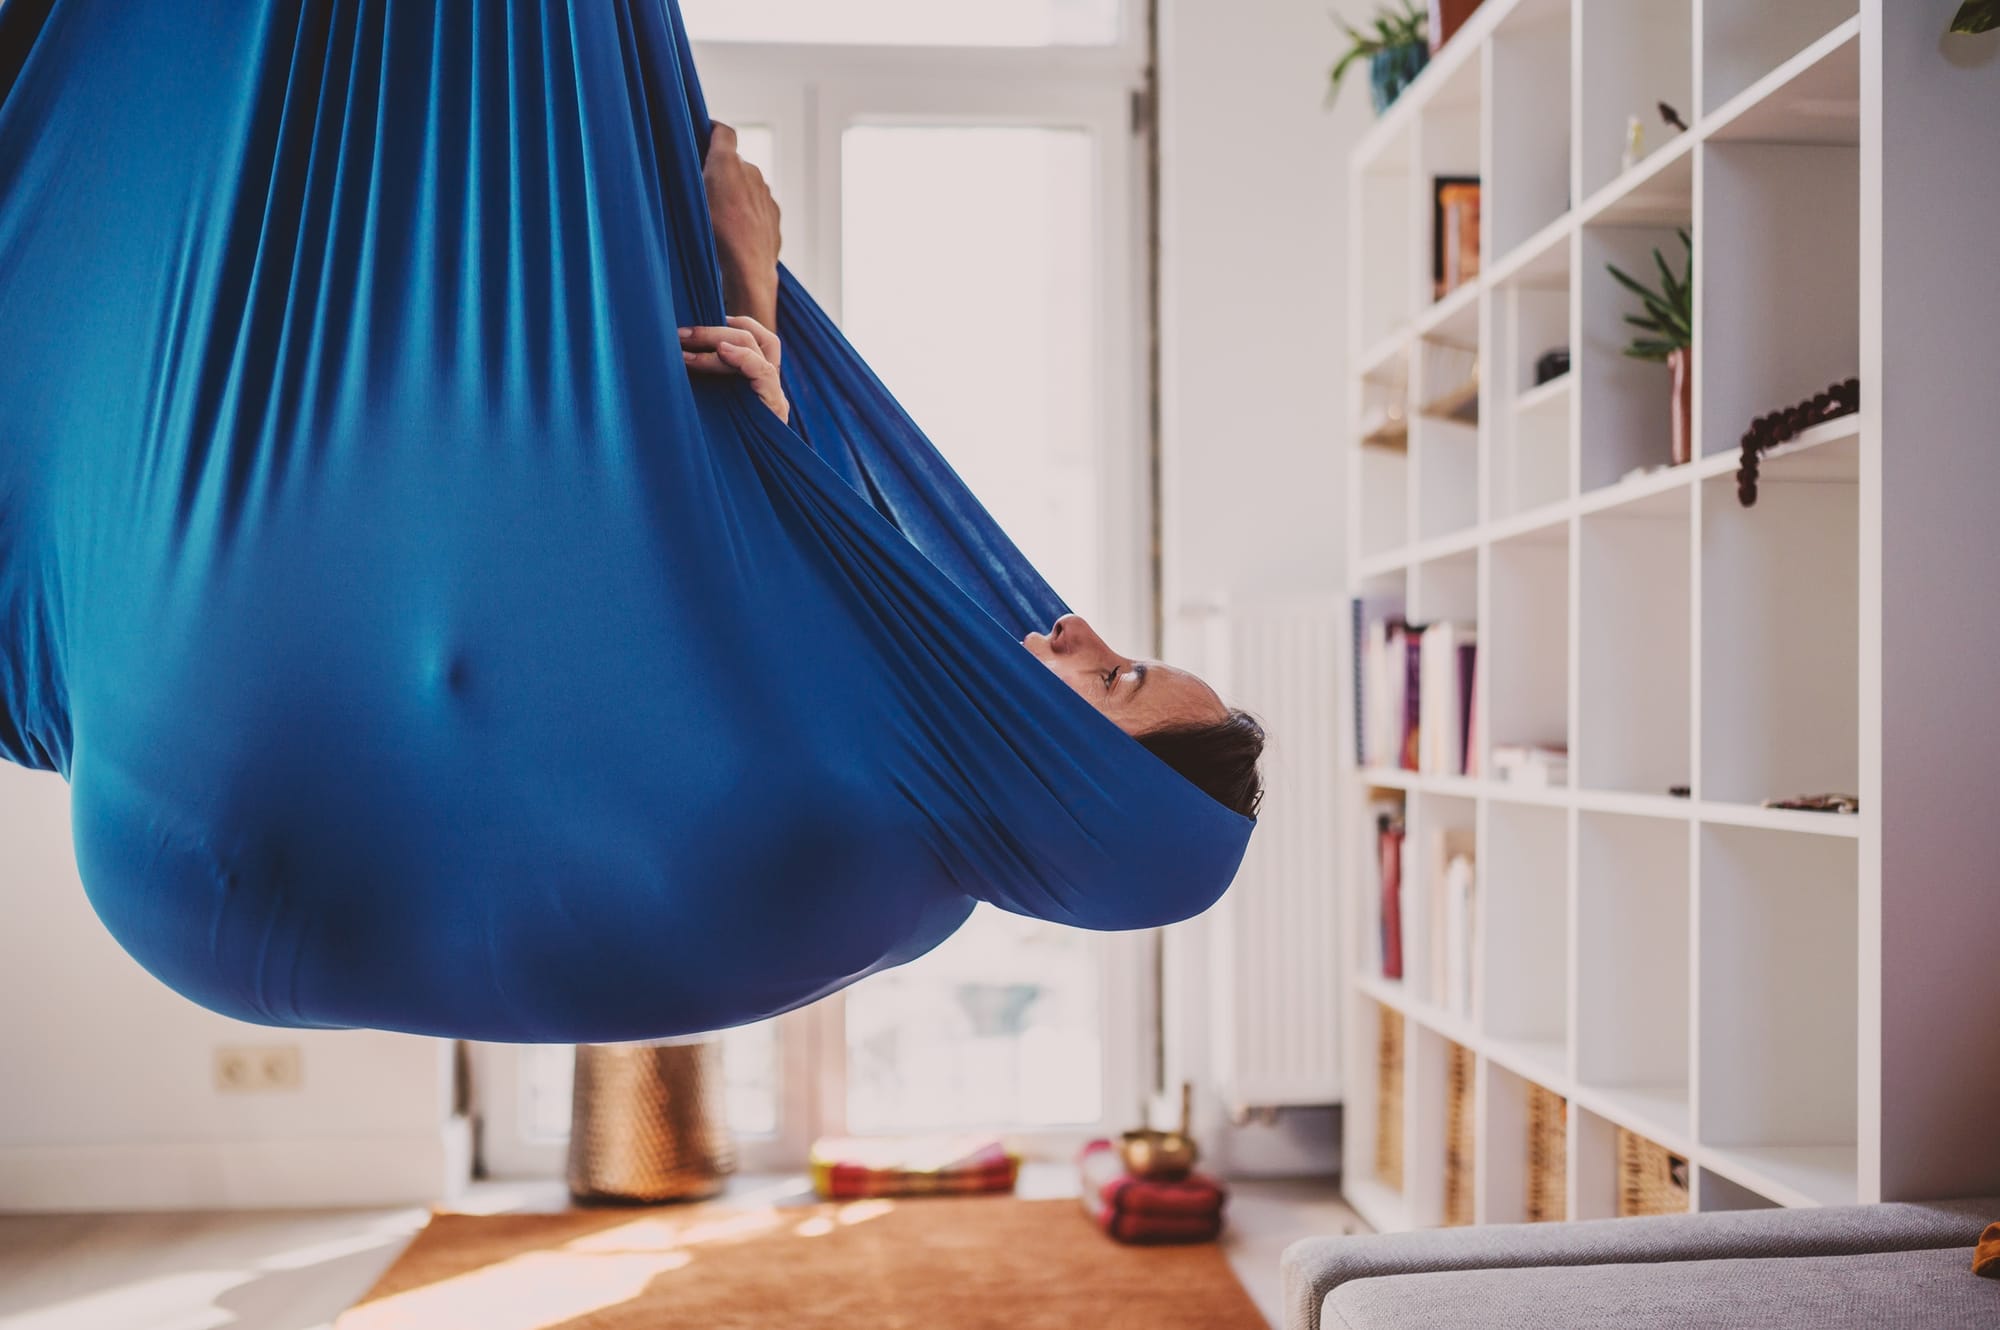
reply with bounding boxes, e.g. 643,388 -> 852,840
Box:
0,1115 -> 473,1212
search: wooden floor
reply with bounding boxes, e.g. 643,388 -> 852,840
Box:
0,1170 -> 1364,1330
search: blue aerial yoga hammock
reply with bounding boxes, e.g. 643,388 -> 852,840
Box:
0,0 -> 1253,1042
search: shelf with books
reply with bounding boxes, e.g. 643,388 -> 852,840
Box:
1348,549 -> 1482,785
1343,0 -> 1993,1232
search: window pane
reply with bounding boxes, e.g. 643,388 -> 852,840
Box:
845,905 -> 1103,1131
838,124 -> 1106,1134
683,0 -> 1121,47
720,1021 -> 780,1136
841,125 -> 1099,607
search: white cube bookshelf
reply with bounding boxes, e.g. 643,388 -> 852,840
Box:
1339,0 -> 2000,1232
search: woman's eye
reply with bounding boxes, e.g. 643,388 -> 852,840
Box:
1101,668 -> 1120,692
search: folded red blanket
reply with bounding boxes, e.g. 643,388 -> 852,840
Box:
1078,1139 -> 1227,1244
811,1135 -> 1019,1200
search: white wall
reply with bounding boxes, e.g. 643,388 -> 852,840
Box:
1155,0 -> 1366,1174
1157,1 -> 1361,628
0,764 -> 466,1211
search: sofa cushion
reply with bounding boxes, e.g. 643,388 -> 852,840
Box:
1282,1200 -> 2000,1330
1324,1245 -> 1999,1330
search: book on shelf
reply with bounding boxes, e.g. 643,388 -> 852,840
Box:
1418,622 -> 1479,777
1376,809 -> 1405,981
1492,743 -> 1569,789
1423,828 -> 1477,1018
1352,593 -> 1407,770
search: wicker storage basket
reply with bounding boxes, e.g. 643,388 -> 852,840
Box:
1373,1005 -> 1405,1192
1442,1041 -> 1476,1226
1525,1084 -> 1567,1223
566,1040 -> 737,1205
1616,1128 -> 1689,1217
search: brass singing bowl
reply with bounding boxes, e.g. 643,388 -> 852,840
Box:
1120,1128 -> 1199,1181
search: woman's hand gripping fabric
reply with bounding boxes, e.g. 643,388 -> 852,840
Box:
680,317 -> 789,425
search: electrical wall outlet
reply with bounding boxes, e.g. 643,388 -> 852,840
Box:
214,1044 -> 304,1093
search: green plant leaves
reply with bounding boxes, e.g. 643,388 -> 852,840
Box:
1951,0 -> 1999,35
1327,1 -> 1429,96
1607,231 -> 1694,360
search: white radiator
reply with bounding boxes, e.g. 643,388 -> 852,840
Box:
1184,595 -> 1346,1112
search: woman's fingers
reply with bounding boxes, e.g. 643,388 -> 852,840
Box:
677,325 -> 757,353
725,315 -> 781,368
678,323 -> 789,424
680,324 -> 760,374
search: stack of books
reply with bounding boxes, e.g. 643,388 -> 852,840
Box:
1491,743 -> 1569,789
1354,600 -> 1478,777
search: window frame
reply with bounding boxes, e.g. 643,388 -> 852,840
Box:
473,27 -> 1159,1178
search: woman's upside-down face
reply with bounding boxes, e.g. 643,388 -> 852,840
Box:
1021,614 -> 1228,738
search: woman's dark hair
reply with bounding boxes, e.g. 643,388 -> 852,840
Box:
1137,709 -> 1266,820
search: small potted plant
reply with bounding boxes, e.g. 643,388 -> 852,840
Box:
1951,1 -> 1997,34
1328,2 -> 1430,115
1607,229 -> 1694,466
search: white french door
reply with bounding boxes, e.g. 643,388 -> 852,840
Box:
473,6 -> 1155,1177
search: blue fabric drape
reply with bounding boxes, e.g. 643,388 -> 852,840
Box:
0,0 -> 1252,1042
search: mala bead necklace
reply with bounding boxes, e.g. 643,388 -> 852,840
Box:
1737,377 -> 1860,506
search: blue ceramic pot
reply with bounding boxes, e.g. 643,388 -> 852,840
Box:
1370,42 -> 1429,114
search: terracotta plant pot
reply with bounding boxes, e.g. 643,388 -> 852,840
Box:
1668,346 -> 1693,466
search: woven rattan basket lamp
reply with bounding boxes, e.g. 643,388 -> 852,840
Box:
566,1039 -> 737,1205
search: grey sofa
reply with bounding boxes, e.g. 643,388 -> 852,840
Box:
1281,1198 -> 2000,1329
